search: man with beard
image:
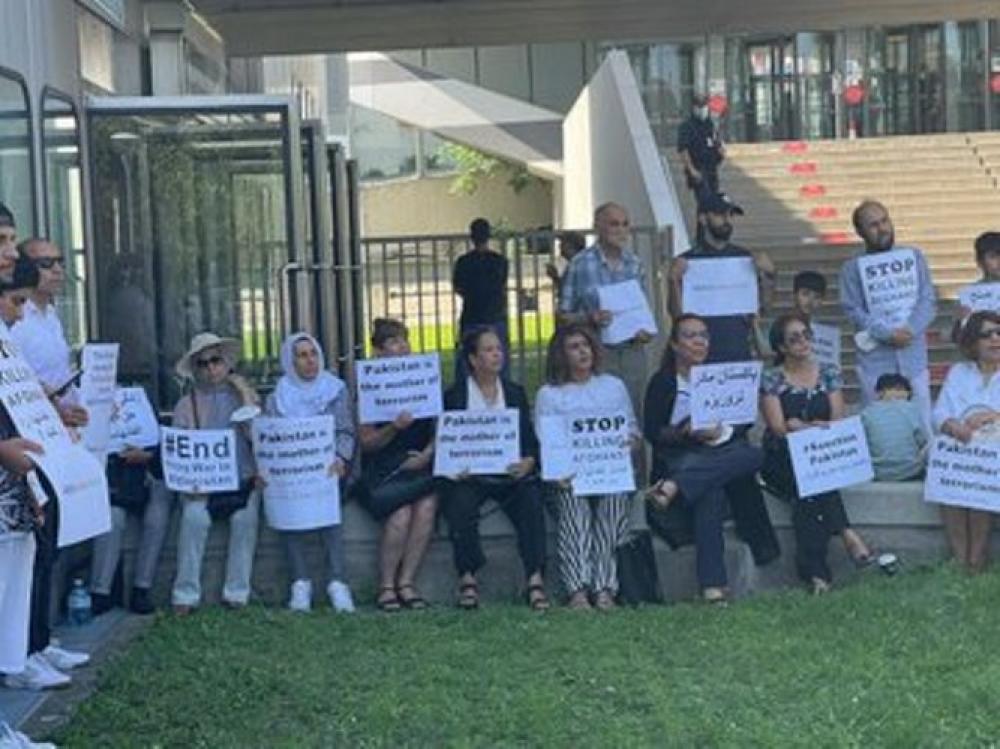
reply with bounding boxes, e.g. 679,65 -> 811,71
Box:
840,200 -> 936,427
663,192 -> 781,566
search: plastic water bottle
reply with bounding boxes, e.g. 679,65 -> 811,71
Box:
67,579 -> 92,626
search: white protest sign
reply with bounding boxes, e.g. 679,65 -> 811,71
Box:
160,427 -> 239,493
787,416 -> 874,499
682,257 -> 759,316
597,280 -> 657,346
0,334 -> 110,547
689,361 -> 762,430
79,343 -> 119,453
539,412 -> 635,497
433,409 -> 519,477
356,353 -> 443,424
857,248 -> 919,327
924,436 -> 1000,512
107,387 -> 160,453
252,415 -> 340,531
958,282 -> 1000,313
810,323 -> 841,369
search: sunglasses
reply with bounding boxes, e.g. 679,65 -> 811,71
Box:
977,328 -> 1000,340
195,355 -> 226,369
34,256 -> 64,270
785,329 -> 814,345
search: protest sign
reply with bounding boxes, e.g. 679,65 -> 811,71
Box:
356,353 -> 443,424
924,436 -> 1000,512
787,416 -> 874,499
682,257 -> 758,316
252,415 -> 340,530
857,248 -> 919,326
810,323 -> 841,369
689,361 -> 762,430
958,282 -> 1000,313
80,343 -> 119,453
161,427 -> 239,493
0,334 -> 110,547
539,411 -> 635,497
433,409 -> 519,477
107,387 -> 160,453
597,280 -> 657,345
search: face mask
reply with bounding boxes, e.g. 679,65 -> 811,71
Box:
695,106 -> 710,120
708,220 -> 733,242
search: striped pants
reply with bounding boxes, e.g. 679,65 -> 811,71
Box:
555,488 -> 631,595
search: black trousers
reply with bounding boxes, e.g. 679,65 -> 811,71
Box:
29,497 -> 59,655
791,492 -> 849,584
724,480 -> 781,565
441,477 -> 546,578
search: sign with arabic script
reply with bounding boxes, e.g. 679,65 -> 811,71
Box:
689,361 -> 763,430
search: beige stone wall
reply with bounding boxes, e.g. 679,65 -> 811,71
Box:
360,172 -> 553,237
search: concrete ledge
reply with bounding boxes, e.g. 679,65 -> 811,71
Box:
763,480 -> 941,528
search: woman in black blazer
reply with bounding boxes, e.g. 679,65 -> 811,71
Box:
440,326 -> 548,610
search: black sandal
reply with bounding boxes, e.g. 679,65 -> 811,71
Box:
377,586 -> 401,612
457,582 -> 479,610
397,584 -> 428,610
526,584 -> 550,612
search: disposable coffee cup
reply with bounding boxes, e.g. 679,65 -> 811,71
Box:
877,552 -> 899,575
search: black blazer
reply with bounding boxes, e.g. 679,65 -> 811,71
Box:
443,378 -> 539,463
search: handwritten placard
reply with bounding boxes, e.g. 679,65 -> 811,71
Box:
108,387 -> 160,453
857,248 -> 919,327
597,280 -> 657,345
253,415 -> 339,530
356,353 -> 443,424
433,409 -> 520,477
810,322 -> 841,369
958,282 -> 1000,313
787,416 -> 874,499
682,257 -> 759,316
689,361 -> 762,430
80,343 -> 120,453
924,436 -> 1000,512
161,427 -> 239,493
539,412 -> 635,497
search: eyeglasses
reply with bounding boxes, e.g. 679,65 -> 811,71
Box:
195,355 -> 226,369
785,329 -> 814,345
34,256 -> 64,270
977,328 -> 1000,340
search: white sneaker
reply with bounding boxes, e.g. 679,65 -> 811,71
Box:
3,654 -> 71,691
327,580 -> 356,613
0,722 -> 57,749
41,645 -> 89,671
287,579 -> 312,613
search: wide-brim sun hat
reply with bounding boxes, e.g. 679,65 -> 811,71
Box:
176,332 -> 241,379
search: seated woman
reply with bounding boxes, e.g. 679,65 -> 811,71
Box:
440,326 -> 548,610
643,313 -> 764,604
760,313 -> 874,594
356,319 -> 438,611
264,332 -> 356,613
170,333 -> 261,614
933,310 -> 1000,573
535,324 -> 637,610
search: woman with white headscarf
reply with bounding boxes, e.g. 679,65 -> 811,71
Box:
264,332 -> 356,613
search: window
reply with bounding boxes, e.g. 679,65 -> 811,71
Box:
0,68 -> 36,235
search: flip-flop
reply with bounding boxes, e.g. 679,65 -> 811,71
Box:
376,586 -> 401,612
397,584 -> 428,610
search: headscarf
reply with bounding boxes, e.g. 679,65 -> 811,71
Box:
273,332 -> 344,417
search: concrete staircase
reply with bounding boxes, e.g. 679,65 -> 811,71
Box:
667,132 -> 1000,397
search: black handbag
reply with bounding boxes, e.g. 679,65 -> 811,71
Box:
191,388 -> 254,522
616,531 -> 664,606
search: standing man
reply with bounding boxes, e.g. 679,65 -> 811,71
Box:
559,202 -> 653,417
452,218 -> 509,381
840,200 -> 936,427
678,94 -> 726,209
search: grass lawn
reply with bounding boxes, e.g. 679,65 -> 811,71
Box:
56,563 -> 1000,747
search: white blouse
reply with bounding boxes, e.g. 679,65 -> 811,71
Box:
932,361 -> 1000,432
534,373 -> 638,435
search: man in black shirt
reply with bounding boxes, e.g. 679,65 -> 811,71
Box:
677,93 -> 725,205
452,218 -> 509,380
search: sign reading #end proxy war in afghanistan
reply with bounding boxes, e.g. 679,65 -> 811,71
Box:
433,409 -> 520,477
356,353 -> 443,424
252,415 -> 340,531
924,436 -> 1000,513
787,416 -> 874,499
857,248 -> 919,326
540,412 -> 635,497
689,361 -> 762,430
80,343 -> 120,454
160,427 -> 239,494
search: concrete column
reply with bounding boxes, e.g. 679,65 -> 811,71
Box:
145,1 -> 188,95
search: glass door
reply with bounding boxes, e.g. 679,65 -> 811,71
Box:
86,95 -> 306,409
747,38 -> 798,140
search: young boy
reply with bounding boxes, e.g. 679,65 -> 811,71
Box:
860,373 -> 928,482
952,231 -> 1000,343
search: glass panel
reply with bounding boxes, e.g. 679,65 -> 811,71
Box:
42,93 -> 87,348
0,72 -> 35,235
349,105 -> 417,181
797,33 -> 836,139
954,21 -> 986,131
89,108 -> 292,408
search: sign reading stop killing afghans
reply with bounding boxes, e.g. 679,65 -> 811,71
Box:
160,427 -> 239,493
252,415 -> 340,531
433,409 -> 520,477
356,353 -> 443,424
689,361 -> 762,430
787,416 -> 874,499
80,343 -> 120,454
924,436 -> 1000,512
857,248 -> 919,327
539,412 -> 635,497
